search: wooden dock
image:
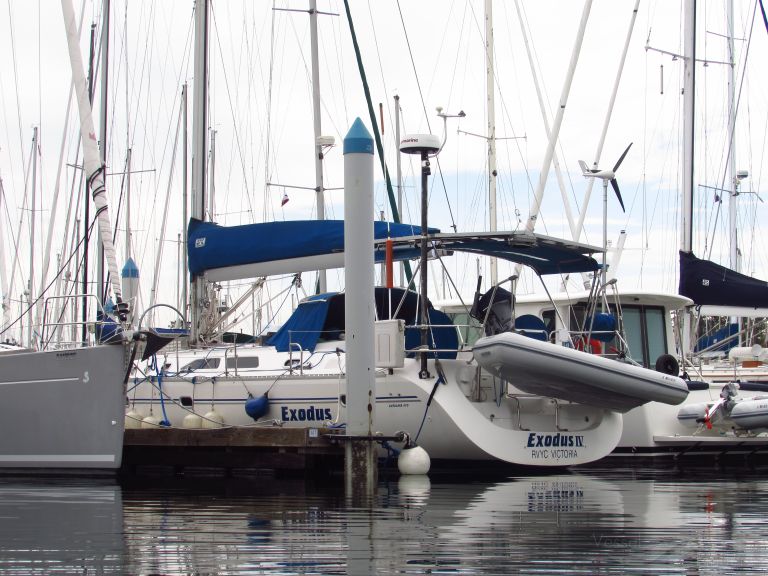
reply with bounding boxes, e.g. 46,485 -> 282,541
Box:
121,427 -> 346,477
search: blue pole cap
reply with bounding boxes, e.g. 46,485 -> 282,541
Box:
121,257 -> 140,279
343,117 -> 374,155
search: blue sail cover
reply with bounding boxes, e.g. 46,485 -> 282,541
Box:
266,293 -> 332,353
188,219 -> 434,277
679,250 -> 768,308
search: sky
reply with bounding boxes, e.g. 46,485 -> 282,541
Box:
1,0 -> 767,337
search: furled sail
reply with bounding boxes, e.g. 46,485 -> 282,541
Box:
62,0 -> 124,309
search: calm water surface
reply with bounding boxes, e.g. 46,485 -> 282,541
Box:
0,466 -> 766,574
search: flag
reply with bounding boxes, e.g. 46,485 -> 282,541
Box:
281,191 -> 289,206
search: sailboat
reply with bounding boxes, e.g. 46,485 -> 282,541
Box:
124,0 -> 698,469
0,0 -> 130,470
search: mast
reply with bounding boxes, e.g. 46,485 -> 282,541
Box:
681,0 -> 695,254
727,0 -> 738,272
208,129 -> 216,220
309,0 -> 327,294
182,83 -> 189,328
485,0 -> 498,286
395,94 -> 403,287
27,127 -> 38,348
125,148 -> 132,263
190,0 -> 209,345
0,178 -> 8,334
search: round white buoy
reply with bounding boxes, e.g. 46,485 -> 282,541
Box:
182,412 -> 203,429
125,410 -> 144,430
202,410 -> 225,429
398,445 -> 431,475
140,414 -> 161,429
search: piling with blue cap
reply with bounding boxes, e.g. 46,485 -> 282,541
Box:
343,117 -> 377,495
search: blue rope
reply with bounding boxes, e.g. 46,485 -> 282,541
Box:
413,373 -> 445,443
150,354 -> 171,427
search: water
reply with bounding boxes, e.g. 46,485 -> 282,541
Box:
0,466 -> 766,575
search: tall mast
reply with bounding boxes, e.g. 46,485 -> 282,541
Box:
485,0 -> 498,286
681,0 -> 696,253
727,0 -> 738,272
208,129 -> 216,220
0,177 -> 9,333
395,94 -> 403,287
27,127 -> 38,348
182,83 -> 189,328
190,0 -> 209,344
310,0 -> 326,294
125,148 -> 132,263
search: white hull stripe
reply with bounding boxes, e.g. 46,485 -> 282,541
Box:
0,454 -> 116,462
0,377 -> 80,387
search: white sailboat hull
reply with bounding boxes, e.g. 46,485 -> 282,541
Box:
128,344 -> 622,467
472,332 -> 689,413
0,345 -> 127,469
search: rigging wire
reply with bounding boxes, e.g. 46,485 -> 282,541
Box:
209,3 -> 255,221
394,0 -> 457,233
0,210 -> 96,342
4,0 -> 28,189
703,1 -> 756,262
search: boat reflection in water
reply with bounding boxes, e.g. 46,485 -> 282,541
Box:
0,478 -> 124,573
0,470 -> 765,573
116,470 -> 768,574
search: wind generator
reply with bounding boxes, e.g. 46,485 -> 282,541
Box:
578,143 -> 632,287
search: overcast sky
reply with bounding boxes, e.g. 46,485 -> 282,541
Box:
1,0 -> 766,330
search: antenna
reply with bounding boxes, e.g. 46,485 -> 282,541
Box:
400,133 -> 441,379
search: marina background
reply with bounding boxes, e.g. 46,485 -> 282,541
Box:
2,1 -> 767,336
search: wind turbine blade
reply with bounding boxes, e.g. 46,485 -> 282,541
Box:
612,142 -> 633,172
610,179 -> 626,212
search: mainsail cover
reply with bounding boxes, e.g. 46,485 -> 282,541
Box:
188,219 -> 435,280
679,250 -> 768,309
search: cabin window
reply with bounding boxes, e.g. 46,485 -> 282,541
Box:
622,308 -> 644,362
180,357 -> 221,371
645,308 -> 667,366
225,356 -> 260,369
620,305 -> 668,368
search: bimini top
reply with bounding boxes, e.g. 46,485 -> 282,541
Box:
188,219 -> 601,281
381,230 -> 601,276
